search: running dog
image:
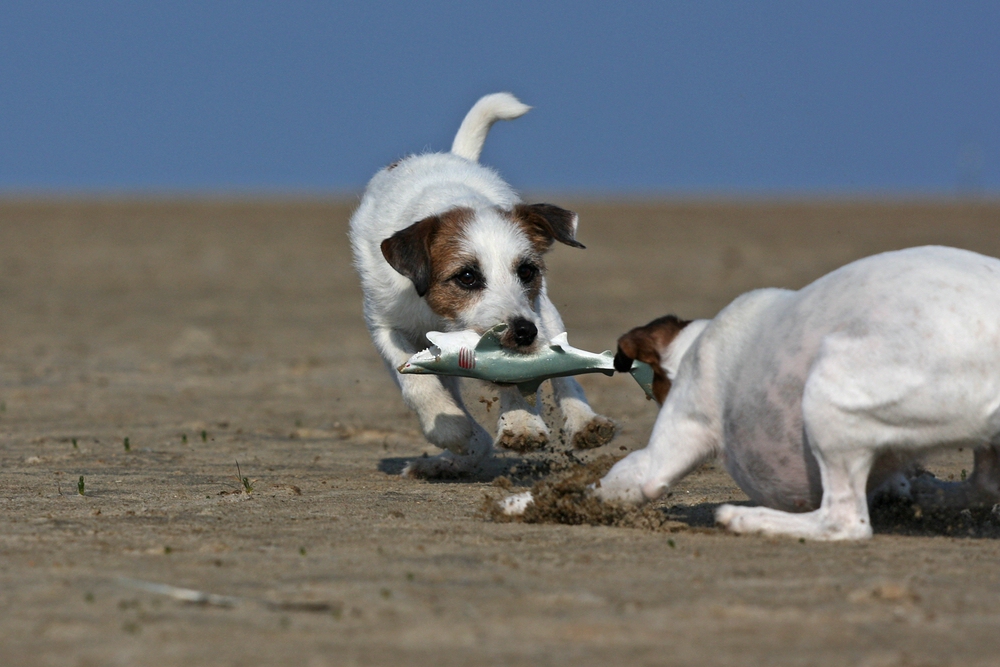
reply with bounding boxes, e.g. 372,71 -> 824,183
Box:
506,246 -> 1000,539
350,93 -> 615,478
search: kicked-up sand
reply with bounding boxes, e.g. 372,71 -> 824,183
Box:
2,198 -> 1000,666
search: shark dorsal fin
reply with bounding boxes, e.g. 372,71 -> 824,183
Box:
475,324 -> 508,352
425,331 -> 446,347
549,332 -> 569,350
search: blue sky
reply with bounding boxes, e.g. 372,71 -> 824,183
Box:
1,2 -> 997,194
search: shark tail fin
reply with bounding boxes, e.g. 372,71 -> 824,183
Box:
628,361 -> 656,401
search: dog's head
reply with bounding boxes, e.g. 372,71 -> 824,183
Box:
380,203 -> 583,350
613,315 -> 692,404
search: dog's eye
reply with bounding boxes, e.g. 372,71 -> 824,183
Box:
516,263 -> 538,284
453,269 -> 484,290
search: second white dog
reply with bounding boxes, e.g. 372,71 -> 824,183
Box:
506,246 -> 1000,539
350,93 -> 616,478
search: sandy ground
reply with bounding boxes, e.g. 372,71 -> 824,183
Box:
2,198 -> 1000,666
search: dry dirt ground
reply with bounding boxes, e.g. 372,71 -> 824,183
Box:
2,199 -> 1000,666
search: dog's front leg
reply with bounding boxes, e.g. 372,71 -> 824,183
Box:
536,293 -> 616,449
494,385 -> 550,452
596,403 -> 718,504
372,327 -> 492,476
503,400 -> 717,516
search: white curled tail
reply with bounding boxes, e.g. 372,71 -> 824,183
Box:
450,92 -> 530,163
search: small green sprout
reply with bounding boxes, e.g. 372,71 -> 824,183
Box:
78,476 -> 85,496
405,572 -> 415,581
380,588 -> 392,599
72,438 -> 78,449
201,430 -> 208,443
667,539 -> 676,549
164,546 -> 172,555
961,469 -> 968,481
123,437 -> 130,452
235,460 -> 253,494
84,592 -> 95,603
299,547 -> 307,556
181,433 -> 188,444
0,401 -> 5,412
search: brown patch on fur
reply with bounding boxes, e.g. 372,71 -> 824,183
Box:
510,203 -> 585,254
381,207 -> 475,304
420,208 -> 481,320
382,205 -> 569,324
386,160 -> 401,171
482,455 -> 687,531
615,315 -> 692,404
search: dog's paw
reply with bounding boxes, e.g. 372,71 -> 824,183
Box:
571,415 -> 617,449
908,473 -> 1000,508
499,491 -> 534,515
495,410 -> 549,452
714,503 -> 742,529
496,427 -> 549,453
402,452 -> 474,479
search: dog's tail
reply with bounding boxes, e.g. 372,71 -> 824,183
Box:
451,92 -> 530,163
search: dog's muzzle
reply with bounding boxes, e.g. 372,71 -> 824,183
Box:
510,317 -> 538,348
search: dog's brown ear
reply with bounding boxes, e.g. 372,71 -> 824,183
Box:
513,203 -> 585,251
615,315 -> 692,405
380,215 -> 441,297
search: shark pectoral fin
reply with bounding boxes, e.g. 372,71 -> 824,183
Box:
516,380 -> 544,406
628,361 -> 656,401
475,324 -> 508,352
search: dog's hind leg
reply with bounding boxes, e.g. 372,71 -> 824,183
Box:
495,385 -> 550,453
716,448 -> 875,540
717,364 -> 876,540
911,444 -> 1000,508
536,293 -> 617,449
372,327 -> 493,477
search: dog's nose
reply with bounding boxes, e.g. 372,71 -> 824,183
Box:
510,318 -> 538,347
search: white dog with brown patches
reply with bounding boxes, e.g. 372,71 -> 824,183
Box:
350,93 -> 615,478
505,246 -> 1000,540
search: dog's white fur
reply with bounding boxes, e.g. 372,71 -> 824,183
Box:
506,246 -> 1000,539
350,93 -> 614,478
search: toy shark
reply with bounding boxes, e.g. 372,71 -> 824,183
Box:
397,324 -> 655,403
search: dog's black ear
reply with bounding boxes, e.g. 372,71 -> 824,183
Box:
380,215 -> 440,297
514,203 -> 585,250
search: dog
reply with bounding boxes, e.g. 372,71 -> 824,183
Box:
505,246 -> 1000,539
350,93 -> 616,478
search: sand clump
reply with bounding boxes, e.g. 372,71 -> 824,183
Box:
484,455 -> 690,532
